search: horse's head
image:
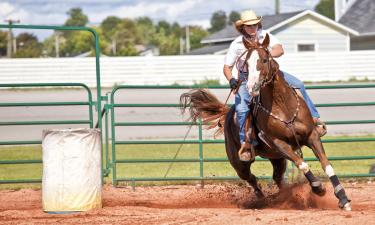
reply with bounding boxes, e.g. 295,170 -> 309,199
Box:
245,34 -> 279,96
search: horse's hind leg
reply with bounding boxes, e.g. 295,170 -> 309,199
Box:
234,163 -> 265,198
269,158 -> 287,189
307,132 -> 351,210
247,171 -> 265,198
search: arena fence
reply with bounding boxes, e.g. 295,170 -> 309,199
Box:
0,83 -> 94,184
0,24 -> 104,184
108,84 -> 375,186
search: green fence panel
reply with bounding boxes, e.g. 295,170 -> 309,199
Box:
108,84 -> 375,186
0,23 -> 104,184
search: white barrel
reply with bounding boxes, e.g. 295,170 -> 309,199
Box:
42,128 -> 102,212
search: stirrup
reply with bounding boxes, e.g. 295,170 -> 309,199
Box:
238,143 -> 255,162
314,119 -> 327,137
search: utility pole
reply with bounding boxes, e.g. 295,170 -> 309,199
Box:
179,37 -> 185,55
275,0 -> 280,15
185,25 -> 190,53
4,19 -> 20,58
54,31 -> 62,58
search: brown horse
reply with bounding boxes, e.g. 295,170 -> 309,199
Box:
180,34 -> 351,210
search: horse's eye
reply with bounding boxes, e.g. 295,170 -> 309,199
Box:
262,59 -> 268,63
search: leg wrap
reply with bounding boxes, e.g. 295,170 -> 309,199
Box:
304,170 -> 319,185
329,175 -> 350,207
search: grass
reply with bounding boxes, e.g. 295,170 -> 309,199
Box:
0,135 -> 374,189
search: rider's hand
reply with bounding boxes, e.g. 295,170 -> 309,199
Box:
229,78 -> 238,90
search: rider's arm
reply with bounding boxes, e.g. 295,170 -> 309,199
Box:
223,65 -> 234,81
265,31 -> 284,58
271,44 -> 284,58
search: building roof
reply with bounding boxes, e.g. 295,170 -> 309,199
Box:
202,10 -> 358,44
201,11 -> 302,44
186,43 -> 230,55
338,0 -> 375,34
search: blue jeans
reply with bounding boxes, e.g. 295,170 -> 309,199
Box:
235,71 -> 320,144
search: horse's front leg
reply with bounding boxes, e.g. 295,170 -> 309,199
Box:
266,138 -> 326,196
307,132 -> 351,211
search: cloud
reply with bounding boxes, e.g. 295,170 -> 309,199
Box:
0,0 -> 320,40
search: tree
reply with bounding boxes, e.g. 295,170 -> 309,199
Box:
64,8 -> 88,26
209,10 -> 227,33
100,16 -> 122,55
157,20 -> 172,35
14,33 -> 42,58
135,17 -> 156,45
315,0 -> 334,19
101,16 -> 122,38
62,31 -> 93,56
0,30 -> 7,57
228,11 -> 240,25
187,26 -> 209,50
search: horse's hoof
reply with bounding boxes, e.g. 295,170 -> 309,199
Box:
341,202 -> 352,211
312,184 -> 326,196
339,198 -> 351,211
255,189 -> 265,199
239,152 -> 252,162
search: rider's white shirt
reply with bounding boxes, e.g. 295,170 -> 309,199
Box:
224,29 -> 281,70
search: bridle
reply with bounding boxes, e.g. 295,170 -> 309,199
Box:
251,46 -> 277,94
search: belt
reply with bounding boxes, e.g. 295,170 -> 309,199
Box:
239,72 -> 248,81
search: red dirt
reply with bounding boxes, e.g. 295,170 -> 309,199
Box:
0,181 -> 374,224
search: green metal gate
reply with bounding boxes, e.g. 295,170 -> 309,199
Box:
0,24 -> 104,184
108,84 -> 375,186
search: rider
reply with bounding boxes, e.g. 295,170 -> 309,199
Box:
223,10 -> 326,160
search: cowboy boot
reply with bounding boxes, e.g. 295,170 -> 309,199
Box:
314,118 -> 327,137
238,142 -> 255,162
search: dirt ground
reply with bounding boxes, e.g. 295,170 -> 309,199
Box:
0,181 -> 374,225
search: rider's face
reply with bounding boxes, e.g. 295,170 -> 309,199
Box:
244,23 -> 259,37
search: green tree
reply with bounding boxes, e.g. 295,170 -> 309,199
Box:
0,30 -> 7,56
228,11 -> 240,25
64,8 -> 89,26
101,16 -> 122,37
209,10 -> 227,32
157,20 -> 172,35
135,17 -> 156,45
151,27 -> 179,55
62,31 -> 93,56
14,33 -> 42,58
187,26 -> 209,50
315,0 -> 334,19
42,32 -> 67,57
100,16 -> 122,55
115,19 -> 140,56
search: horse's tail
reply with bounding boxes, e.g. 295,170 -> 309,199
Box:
179,89 -> 229,135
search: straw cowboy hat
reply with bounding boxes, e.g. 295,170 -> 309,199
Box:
235,10 -> 262,32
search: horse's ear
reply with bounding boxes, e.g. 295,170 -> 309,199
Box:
262,33 -> 270,48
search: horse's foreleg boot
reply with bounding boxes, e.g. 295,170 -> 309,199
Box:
329,172 -> 351,211
298,162 -> 326,196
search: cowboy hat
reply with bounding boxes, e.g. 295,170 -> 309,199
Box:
235,10 -> 262,32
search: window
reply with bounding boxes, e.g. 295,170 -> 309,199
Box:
297,44 -> 315,52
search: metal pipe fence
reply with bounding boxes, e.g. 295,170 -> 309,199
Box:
108,84 -> 375,186
0,83 -> 94,184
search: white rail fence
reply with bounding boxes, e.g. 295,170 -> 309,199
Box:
0,50 -> 374,87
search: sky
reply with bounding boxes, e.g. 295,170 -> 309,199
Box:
0,0 -> 321,40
